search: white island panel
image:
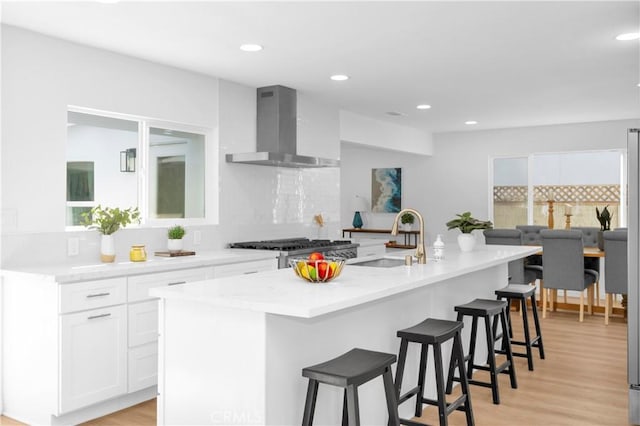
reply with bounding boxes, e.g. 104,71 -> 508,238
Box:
155,245 -> 538,425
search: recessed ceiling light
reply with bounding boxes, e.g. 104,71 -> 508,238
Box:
465,120 -> 478,125
330,74 -> 349,81
616,33 -> 640,41
239,44 -> 263,52
416,104 -> 432,110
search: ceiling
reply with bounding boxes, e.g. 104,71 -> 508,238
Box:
2,1 -> 639,134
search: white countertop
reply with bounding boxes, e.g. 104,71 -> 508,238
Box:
151,245 -> 540,318
0,249 -> 279,283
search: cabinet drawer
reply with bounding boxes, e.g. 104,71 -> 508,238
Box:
128,342 -> 158,393
128,300 -> 159,347
60,277 -> 127,314
213,259 -> 278,279
128,268 -> 210,302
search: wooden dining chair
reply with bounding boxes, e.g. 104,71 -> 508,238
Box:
540,230 -> 598,322
603,229 -> 628,325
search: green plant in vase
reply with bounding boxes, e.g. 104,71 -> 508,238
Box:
168,225 -> 187,253
80,205 -> 140,262
400,212 -> 415,230
446,211 -> 493,252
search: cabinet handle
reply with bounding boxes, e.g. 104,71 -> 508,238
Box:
243,271 -> 258,275
86,292 -> 110,298
88,313 -> 111,320
168,281 -> 186,286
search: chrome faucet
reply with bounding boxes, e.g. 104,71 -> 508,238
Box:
391,208 -> 427,264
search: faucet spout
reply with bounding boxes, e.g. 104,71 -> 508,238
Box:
391,208 -> 427,264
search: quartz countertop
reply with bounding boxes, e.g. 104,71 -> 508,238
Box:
0,249 -> 279,283
150,245 -> 540,318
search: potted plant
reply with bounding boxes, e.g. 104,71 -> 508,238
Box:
596,205 -> 611,250
400,212 -> 415,231
168,225 -> 186,253
80,205 -> 141,262
446,211 -> 493,252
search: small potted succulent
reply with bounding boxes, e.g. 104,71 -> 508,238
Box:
168,225 -> 186,253
400,212 -> 415,231
596,205 -> 611,250
80,205 -> 141,262
446,211 -> 493,252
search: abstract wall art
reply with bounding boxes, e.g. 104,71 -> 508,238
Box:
371,168 -> 401,213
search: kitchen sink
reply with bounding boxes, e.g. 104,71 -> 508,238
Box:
350,258 -> 407,268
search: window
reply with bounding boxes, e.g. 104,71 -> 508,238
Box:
491,150 -> 625,229
66,108 -> 210,228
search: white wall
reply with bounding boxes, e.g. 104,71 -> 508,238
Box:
341,119 -> 638,247
340,142 -> 433,243
1,25 -> 219,234
0,26 -> 344,266
340,110 -> 433,156
427,119 -> 639,244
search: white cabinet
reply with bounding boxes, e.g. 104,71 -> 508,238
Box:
126,267 -> 211,393
1,256 -> 275,425
60,304 -> 127,413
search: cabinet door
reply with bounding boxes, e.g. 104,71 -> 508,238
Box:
60,305 -> 127,413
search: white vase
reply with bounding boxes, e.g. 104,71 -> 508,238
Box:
168,238 -> 183,253
457,233 -> 476,252
400,223 -> 413,232
100,234 -> 116,263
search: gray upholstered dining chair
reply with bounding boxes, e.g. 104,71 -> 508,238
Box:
540,229 -> 599,322
603,229 -> 628,325
483,229 -> 537,285
570,226 -> 602,306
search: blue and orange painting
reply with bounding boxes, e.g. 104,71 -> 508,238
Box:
371,168 -> 401,213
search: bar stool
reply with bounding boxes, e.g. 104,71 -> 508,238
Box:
445,299 -> 517,405
394,318 -> 474,426
494,284 -> 545,371
301,348 -> 400,426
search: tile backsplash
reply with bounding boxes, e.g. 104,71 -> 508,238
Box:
1,167 -> 341,268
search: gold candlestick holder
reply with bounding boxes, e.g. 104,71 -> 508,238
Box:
564,213 -> 572,229
547,200 -> 555,229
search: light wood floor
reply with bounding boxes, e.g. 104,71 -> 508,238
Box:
1,309 -> 629,426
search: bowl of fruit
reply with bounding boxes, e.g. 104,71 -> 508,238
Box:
290,252 -> 345,283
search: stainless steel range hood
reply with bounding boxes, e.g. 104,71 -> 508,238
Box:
225,85 -> 340,168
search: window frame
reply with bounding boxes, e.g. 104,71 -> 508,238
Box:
65,106 -> 217,231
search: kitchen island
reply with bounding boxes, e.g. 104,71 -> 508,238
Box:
151,245 -> 539,425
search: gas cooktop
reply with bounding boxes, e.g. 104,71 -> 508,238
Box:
229,238 -> 355,252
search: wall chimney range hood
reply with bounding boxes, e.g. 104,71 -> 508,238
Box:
225,85 -> 340,168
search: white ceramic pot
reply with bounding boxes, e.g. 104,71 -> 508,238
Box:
457,233 -> 476,252
100,234 -> 116,263
168,238 -> 183,253
400,223 -> 413,232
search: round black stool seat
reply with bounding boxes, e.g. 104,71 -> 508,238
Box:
394,318 -> 474,426
446,298 -> 517,405
494,284 -> 545,371
302,348 -> 400,425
